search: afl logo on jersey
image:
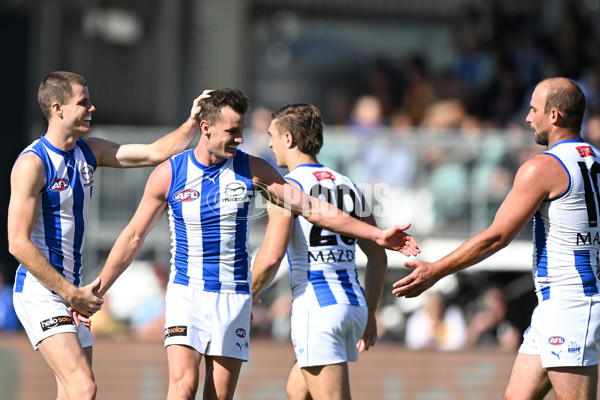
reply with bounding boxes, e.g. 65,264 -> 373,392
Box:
174,189 -> 199,202
549,336 -> 565,345
225,181 -> 247,197
236,328 -> 246,338
50,178 -> 69,191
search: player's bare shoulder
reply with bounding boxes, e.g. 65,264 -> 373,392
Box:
520,152 -> 569,199
11,151 -> 45,188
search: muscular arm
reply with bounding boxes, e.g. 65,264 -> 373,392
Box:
250,156 -> 420,256
95,161 -> 171,297
392,153 -> 566,298
8,154 -> 103,315
85,92 -> 209,168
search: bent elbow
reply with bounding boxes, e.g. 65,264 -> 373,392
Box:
8,239 -> 28,263
266,255 -> 284,270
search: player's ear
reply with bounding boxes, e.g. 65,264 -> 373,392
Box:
51,102 -> 63,119
550,108 -> 562,125
284,131 -> 294,148
200,120 -> 210,137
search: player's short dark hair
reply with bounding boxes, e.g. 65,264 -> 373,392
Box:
38,71 -> 87,121
196,88 -> 250,125
271,103 -> 323,156
542,77 -> 586,133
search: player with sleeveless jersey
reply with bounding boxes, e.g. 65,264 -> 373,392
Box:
251,103 -> 390,400
393,78 -> 600,400
8,71 -> 208,400
93,90 -> 419,400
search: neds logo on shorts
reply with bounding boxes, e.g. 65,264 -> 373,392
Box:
165,325 -> 188,338
40,315 -> 73,331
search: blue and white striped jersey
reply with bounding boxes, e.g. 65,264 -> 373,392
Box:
534,138 -> 600,301
14,136 -> 97,294
285,164 -> 367,309
166,149 -> 255,293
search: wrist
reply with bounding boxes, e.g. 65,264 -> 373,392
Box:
187,116 -> 200,130
63,284 -> 78,303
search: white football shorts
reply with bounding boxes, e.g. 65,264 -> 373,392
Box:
519,296 -> 600,368
13,291 -> 93,350
291,303 -> 367,368
164,283 -> 251,361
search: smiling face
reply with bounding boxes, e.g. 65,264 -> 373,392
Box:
204,105 -> 246,162
56,84 -> 95,136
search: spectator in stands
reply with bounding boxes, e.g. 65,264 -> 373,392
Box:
401,56 -> 436,127
584,112 -> 600,149
466,286 -> 521,351
404,290 -> 467,351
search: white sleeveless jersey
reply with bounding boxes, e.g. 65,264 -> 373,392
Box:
533,139 -> 600,302
13,136 -> 96,294
166,149 -> 255,293
285,164 -> 367,309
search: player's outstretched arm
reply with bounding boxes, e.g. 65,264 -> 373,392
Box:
95,161 -> 171,297
8,153 -> 104,316
392,154 -> 561,298
250,156 -> 421,255
87,90 -> 211,168
251,202 -> 293,302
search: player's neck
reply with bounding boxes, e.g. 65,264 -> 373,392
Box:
286,152 -> 319,171
44,124 -> 80,151
548,129 -> 580,148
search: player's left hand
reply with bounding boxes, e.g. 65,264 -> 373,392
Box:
357,312 -> 378,352
377,223 -> 420,257
190,90 -> 213,123
392,260 -> 440,298
69,307 -> 92,330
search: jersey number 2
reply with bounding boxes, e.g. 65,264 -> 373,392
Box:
308,184 -> 359,247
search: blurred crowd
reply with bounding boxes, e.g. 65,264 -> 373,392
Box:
319,2 -> 600,136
